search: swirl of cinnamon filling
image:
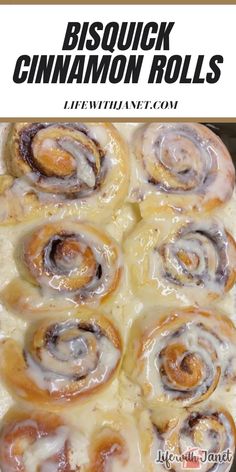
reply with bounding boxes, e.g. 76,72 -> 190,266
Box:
87,411 -> 145,472
0,311 -> 122,406
0,410 -> 78,472
9,122 -> 104,194
124,216 -> 236,306
2,221 -> 122,317
151,406 -> 236,472
131,122 -> 235,217
159,222 -> 235,290
124,308 -> 236,407
0,122 -> 129,223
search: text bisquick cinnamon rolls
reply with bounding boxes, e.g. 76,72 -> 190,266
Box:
0,121 -> 235,472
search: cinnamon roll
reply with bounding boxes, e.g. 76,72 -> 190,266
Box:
125,215 -> 236,306
0,409 -> 84,471
0,122 -> 129,224
124,308 -> 236,407
150,406 -> 236,472
89,428 -> 128,472
131,123 -> 235,217
0,409 -> 144,471
0,310 -> 122,406
88,413 -> 145,471
2,220 -> 122,317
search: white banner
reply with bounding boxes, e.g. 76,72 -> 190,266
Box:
0,4 -> 235,117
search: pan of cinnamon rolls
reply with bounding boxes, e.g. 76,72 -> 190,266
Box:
0,121 -> 235,471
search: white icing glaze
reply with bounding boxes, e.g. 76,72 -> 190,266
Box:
128,123 -> 235,213
25,328 -> 120,396
23,426 -> 69,472
125,309 -> 236,410
0,122 -> 235,472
